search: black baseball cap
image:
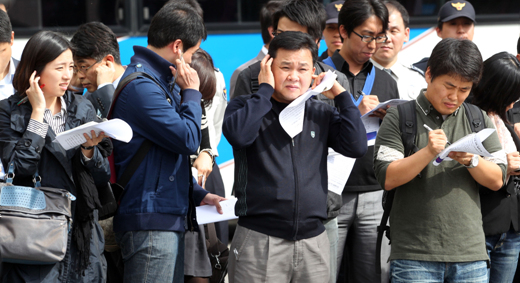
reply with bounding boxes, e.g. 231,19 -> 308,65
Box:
325,1 -> 344,24
438,1 -> 476,23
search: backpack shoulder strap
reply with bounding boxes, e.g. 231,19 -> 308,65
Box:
463,102 -> 485,133
107,70 -> 171,189
398,100 -> 418,157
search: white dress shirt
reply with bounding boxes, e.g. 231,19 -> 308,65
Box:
371,58 -> 427,100
0,57 -> 16,101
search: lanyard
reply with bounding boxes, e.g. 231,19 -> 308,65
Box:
351,66 -> 376,106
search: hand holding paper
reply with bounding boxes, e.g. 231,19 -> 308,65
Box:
55,119 -> 132,150
196,198 -> 238,225
279,70 -> 337,138
432,128 -> 495,166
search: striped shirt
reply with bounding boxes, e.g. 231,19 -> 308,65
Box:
27,96 -> 67,138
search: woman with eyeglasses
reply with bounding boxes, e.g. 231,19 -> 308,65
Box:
472,51 -> 520,283
0,30 -> 110,282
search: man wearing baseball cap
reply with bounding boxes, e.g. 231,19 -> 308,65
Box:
413,0 -> 476,73
319,1 -> 344,61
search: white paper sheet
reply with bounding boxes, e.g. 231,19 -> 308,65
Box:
327,148 -> 356,195
360,99 -> 409,119
279,71 -> 337,138
433,128 -> 495,166
360,99 -> 409,146
55,118 -> 133,150
196,198 -> 238,225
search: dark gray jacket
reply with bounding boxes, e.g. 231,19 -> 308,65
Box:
233,60 -> 351,219
0,92 -> 110,283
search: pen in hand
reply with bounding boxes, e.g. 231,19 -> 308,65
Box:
423,124 -> 451,145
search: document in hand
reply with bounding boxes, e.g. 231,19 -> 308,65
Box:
327,148 -> 355,195
433,128 -> 495,166
360,99 -> 408,145
279,70 -> 337,138
196,198 -> 238,225
55,118 -> 132,150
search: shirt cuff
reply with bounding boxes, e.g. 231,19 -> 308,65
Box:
27,119 -> 49,138
82,151 -> 93,162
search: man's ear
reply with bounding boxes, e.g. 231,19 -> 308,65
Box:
425,67 -> 432,84
517,54 -> 520,61
312,66 -> 316,74
404,27 -> 410,43
435,26 -> 442,38
171,39 -> 183,54
104,54 -> 115,63
339,25 -> 348,40
267,26 -> 275,42
10,31 -> 13,46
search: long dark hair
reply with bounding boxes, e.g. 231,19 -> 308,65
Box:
473,52 -> 520,124
13,30 -> 72,96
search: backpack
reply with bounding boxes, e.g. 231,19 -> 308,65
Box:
375,100 -> 485,274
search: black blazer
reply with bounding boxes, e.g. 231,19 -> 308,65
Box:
480,108 -> 520,236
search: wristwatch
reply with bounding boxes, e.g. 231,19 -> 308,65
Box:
464,155 -> 479,169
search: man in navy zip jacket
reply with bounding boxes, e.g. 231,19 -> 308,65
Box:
224,31 -> 367,283
111,3 -> 223,282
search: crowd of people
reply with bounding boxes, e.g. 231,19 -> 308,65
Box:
0,0 -> 520,282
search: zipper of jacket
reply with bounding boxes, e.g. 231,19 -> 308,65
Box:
187,155 -> 195,232
290,137 -> 300,240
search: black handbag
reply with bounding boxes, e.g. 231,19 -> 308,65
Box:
205,223 -> 229,283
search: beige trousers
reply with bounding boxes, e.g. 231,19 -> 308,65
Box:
228,224 -> 330,283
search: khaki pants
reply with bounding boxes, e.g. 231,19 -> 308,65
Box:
228,224 -> 330,283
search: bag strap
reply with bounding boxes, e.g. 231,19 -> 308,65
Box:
206,223 -> 221,256
463,102 -> 485,133
322,57 -> 337,70
108,70 -> 172,188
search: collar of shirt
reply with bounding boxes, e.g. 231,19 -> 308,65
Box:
261,45 -> 268,56
370,58 -> 412,81
0,57 -> 16,98
112,70 -> 125,88
416,89 -> 460,119
44,96 -> 67,117
331,49 -> 373,77
43,96 -> 68,134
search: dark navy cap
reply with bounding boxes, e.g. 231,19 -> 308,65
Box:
325,1 -> 344,24
438,1 -> 476,23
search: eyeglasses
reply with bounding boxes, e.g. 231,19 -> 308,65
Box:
73,60 -> 101,75
352,31 -> 388,43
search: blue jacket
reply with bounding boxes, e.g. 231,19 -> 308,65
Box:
112,46 -> 208,233
223,84 -> 367,240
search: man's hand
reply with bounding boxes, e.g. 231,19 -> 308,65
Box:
200,193 -> 226,214
311,73 -> 345,99
193,151 -> 213,188
448,151 -> 475,167
507,151 -> 520,175
95,60 -> 116,87
426,129 -> 448,157
358,95 -> 379,116
169,54 -> 200,91
258,54 -> 274,88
